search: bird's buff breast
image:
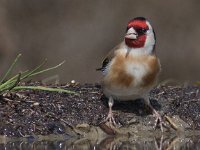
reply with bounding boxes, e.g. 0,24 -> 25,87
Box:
103,53 -> 160,99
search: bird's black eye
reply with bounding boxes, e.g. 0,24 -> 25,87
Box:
136,28 -> 147,34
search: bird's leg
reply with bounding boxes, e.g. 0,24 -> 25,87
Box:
154,135 -> 164,150
105,96 -> 117,126
149,103 -> 163,132
144,98 -> 164,132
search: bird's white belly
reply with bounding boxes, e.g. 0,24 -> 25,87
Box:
102,51 -> 159,101
103,86 -> 149,100
103,61 -> 150,100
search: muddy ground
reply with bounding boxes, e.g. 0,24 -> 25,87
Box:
0,81 -> 200,138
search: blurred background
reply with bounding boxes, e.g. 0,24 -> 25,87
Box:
0,0 -> 199,84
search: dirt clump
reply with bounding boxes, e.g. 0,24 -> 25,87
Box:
0,81 -> 199,137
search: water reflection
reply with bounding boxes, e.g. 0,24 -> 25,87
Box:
0,135 -> 200,150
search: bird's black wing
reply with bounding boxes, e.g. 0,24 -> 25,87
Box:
96,57 -> 110,71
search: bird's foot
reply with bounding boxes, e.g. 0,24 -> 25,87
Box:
153,109 -> 164,132
103,96 -> 119,127
105,110 -> 117,127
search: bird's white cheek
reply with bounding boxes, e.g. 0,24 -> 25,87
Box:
146,30 -> 151,34
145,32 -> 155,48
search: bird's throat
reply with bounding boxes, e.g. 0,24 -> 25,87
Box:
125,35 -> 146,48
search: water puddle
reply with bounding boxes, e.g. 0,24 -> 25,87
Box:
0,135 -> 199,150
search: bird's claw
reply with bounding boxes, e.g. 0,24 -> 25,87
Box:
105,111 -> 117,127
153,110 -> 164,132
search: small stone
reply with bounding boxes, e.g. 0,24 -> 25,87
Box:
33,102 -> 40,106
75,123 -> 90,133
127,118 -> 138,125
71,80 -> 75,84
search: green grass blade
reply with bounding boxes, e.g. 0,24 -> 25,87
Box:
0,70 -> 29,90
28,60 -> 65,78
12,85 -> 76,94
20,59 -> 47,80
195,81 -> 200,85
0,56 -> 68,95
0,54 -> 22,83
8,73 -> 21,91
0,73 -> 21,94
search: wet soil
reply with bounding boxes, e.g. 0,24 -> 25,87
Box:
0,81 -> 200,138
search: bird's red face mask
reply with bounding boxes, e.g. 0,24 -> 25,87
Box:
125,19 -> 149,48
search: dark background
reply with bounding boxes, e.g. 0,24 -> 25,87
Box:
0,0 -> 199,84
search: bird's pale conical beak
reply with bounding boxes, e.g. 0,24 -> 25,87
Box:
125,27 -> 138,39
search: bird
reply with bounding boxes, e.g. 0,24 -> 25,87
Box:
97,17 -> 163,131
